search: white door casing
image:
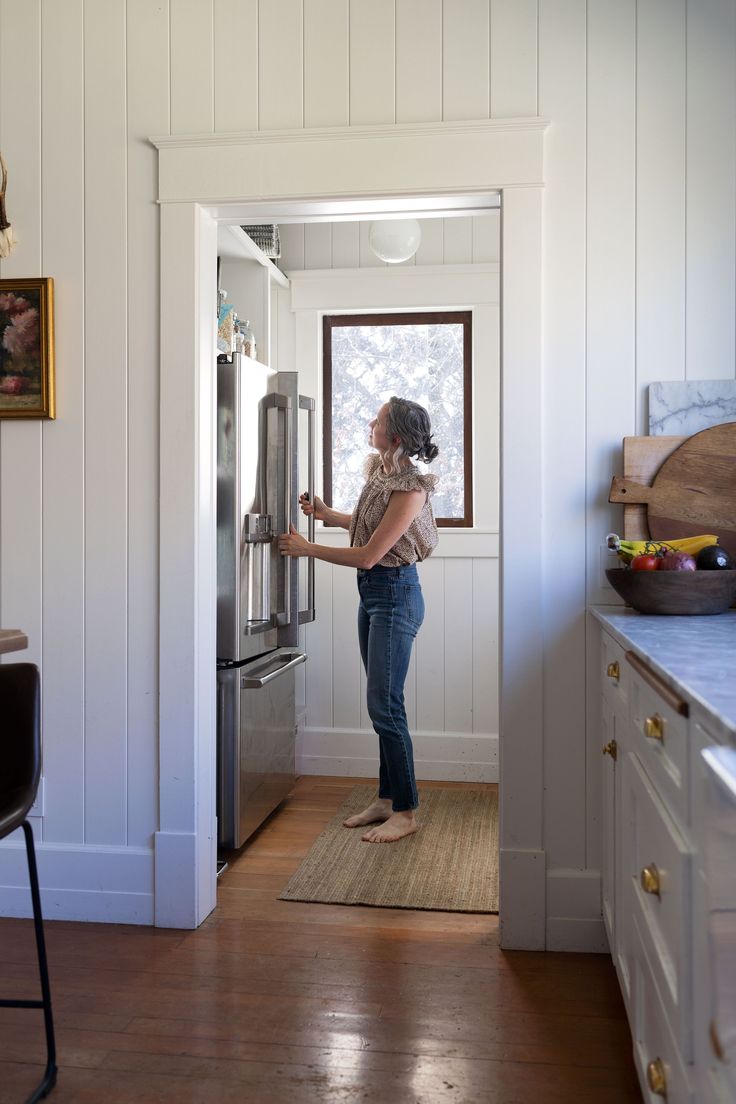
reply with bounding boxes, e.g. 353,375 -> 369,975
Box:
151,118 -> 548,947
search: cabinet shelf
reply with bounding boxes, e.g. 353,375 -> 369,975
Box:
217,224 -> 289,289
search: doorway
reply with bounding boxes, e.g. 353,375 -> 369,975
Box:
152,118 -> 547,948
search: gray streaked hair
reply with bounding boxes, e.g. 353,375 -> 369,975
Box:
384,396 -> 439,472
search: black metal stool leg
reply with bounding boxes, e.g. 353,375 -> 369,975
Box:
22,820 -> 58,1102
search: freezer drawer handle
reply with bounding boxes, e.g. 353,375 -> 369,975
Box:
241,649 -> 307,689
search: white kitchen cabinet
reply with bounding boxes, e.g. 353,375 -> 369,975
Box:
595,617 -> 736,1103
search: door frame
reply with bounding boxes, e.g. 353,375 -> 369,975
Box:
151,118 -> 549,948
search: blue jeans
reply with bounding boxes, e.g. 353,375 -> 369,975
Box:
356,564 -> 425,812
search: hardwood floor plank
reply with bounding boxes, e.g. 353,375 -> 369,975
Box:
0,775 -> 640,1103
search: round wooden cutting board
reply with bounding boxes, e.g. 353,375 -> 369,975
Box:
609,423 -> 736,556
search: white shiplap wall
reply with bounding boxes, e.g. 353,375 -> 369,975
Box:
277,215 -> 500,270
0,0 -> 733,935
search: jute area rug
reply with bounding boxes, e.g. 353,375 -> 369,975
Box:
279,785 -> 498,913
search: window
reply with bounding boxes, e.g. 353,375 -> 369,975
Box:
322,311 -> 473,527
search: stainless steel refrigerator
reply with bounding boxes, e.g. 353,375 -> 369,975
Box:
216,355 -> 315,849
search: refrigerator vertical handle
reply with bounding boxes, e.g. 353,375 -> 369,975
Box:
263,392 -> 292,628
299,395 -> 316,624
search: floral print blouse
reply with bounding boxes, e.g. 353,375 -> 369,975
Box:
349,453 -> 439,566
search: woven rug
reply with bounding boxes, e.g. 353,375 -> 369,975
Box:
279,785 -> 498,913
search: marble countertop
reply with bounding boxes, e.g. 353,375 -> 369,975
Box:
591,607 -> 736,740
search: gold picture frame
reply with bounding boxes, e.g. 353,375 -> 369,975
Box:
0,277 -> 55,419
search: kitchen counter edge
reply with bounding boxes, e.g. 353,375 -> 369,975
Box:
590,606 -> 736,743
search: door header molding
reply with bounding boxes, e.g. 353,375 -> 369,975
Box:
151,117 -> 549,207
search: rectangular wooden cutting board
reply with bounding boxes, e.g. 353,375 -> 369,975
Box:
620,436 -> 684,539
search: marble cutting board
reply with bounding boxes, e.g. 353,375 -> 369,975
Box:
649,380 -> 736,436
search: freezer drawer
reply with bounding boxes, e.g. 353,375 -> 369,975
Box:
217,649 -> 306,850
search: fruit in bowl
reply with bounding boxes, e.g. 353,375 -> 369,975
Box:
696,545 -> 734,570
605,566 -> 736,615
605,534 -> 736,614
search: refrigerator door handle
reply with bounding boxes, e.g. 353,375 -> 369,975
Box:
298,394 -> 316,624
262,392 -> 292,629
240,648 -> 307,689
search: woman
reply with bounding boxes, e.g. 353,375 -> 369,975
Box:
278,396 -> 439,843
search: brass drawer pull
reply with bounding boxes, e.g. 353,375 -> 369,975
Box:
644,713 -> 665,741
640,863 -> 661,897
606,661 -> 620,681
625,650 -> 689,716
602,740 -> 617,761
710,1019 -> 724,1061
646,1057 -> 667,1096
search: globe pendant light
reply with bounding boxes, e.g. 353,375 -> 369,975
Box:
368,218 -> 422,263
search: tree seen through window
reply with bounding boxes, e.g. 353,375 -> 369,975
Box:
323,312 -> 472,526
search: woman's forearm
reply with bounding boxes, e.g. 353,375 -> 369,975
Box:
322,505 -> 352,529
308,542 -> 372,569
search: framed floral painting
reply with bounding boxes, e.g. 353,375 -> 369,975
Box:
0,277 -> 55,418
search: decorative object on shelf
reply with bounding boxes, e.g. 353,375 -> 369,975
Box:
217,289 -> 236,360
239,319 -> 256,359
368,218 -> 422,263
0,277 -> 55,419
241,224 -> 281,258
0,152 -> 17,258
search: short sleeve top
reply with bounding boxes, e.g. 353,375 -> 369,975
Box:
349,454 -> 439,567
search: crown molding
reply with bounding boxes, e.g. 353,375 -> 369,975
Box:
150,117 -> 550,151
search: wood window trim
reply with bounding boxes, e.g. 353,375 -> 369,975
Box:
322,311 -> 473,528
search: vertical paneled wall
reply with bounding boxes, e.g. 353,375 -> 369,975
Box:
0,0 -> 733,925
278,216 -> 500,270
280,267 -> 501,781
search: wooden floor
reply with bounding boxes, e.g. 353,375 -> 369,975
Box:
0,777 -> 642,1103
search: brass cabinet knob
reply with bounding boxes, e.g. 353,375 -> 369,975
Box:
710,1019 -> 725,1061
602,740 -> 617,761
644,713 -> 665,741
646,1057 -> 667,1096
606,661 -> 620,681
640,863 -> 661,897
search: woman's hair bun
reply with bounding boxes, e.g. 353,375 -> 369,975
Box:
386,396 -> 439,464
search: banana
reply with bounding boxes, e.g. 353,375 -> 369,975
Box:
606,533 -> 720,563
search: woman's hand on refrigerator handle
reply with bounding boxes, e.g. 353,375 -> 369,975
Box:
299,492 -> 326,520
278,523 -> 311,558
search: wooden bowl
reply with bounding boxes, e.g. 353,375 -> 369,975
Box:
605,568 -> 736,616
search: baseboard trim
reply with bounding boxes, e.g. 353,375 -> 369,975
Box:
296,726 -> 498,782
498,847 -> 546,950
546,916 -> 609,953
0,839 -> 154,925
545,868 -> 608,953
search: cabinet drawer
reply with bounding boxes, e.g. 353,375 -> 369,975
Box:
628,653 -> 689,824
631,911 -> 692,1104
622,750 -> 693,1060
601,631 -> 629,716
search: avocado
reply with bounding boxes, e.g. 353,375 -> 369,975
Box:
696,544 -> 734,570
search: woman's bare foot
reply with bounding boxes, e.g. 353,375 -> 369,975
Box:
343,797 -> 393,828
362,810 -> 417,843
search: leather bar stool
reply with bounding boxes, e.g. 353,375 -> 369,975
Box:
0,663 -> 57,1101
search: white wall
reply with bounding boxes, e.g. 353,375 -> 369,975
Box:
0,0 -> 734,935
277,214 -> 500,270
